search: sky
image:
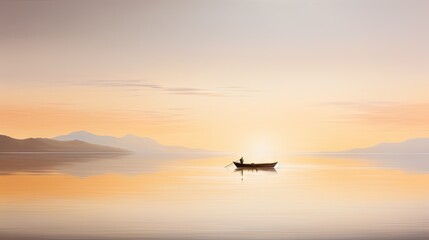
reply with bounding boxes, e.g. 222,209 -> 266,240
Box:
1,0 -> 429,153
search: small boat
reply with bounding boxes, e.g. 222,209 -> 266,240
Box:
233,161 -> 277,168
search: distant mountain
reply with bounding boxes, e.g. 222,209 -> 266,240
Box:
55,131 -> 219,157
343,138 -> 429,153
327,138 -> 429,173
0,135 -> 128,153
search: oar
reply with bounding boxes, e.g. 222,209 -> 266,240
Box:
224,162 -> 234,168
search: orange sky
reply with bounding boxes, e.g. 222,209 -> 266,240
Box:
1,0 -> 429,153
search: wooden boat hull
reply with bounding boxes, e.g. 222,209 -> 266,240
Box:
233,162 -> 277,168
234,168 -> 277,173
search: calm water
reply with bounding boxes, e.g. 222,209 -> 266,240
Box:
0,153 -> 428,240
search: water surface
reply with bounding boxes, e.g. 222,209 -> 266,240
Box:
0,153 -> 428,240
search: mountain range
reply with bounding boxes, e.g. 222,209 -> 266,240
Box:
332,138 -> 429,172
0,135 -> 127,153
343,138 -> 429,153
0,131 -> 220,157
55,131 -> 218,157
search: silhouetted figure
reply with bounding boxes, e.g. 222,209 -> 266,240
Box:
239,157 -> 244,164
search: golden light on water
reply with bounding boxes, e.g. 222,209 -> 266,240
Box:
0,155 -> 428,239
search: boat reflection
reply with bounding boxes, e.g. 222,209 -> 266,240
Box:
234,167 -> 277,181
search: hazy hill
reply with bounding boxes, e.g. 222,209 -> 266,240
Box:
55,131 -> 219,157
344,138 -> 429,153
0,135 -> 128,153
334,138 -> 429,172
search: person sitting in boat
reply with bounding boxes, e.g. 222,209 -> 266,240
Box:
239,157 -> 244,164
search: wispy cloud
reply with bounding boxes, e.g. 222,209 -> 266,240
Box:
69,80 -> 254,97
106,107 -> 190,123
325,101 -> 429,126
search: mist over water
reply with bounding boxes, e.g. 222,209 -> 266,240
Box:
0,153 -> 428,240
